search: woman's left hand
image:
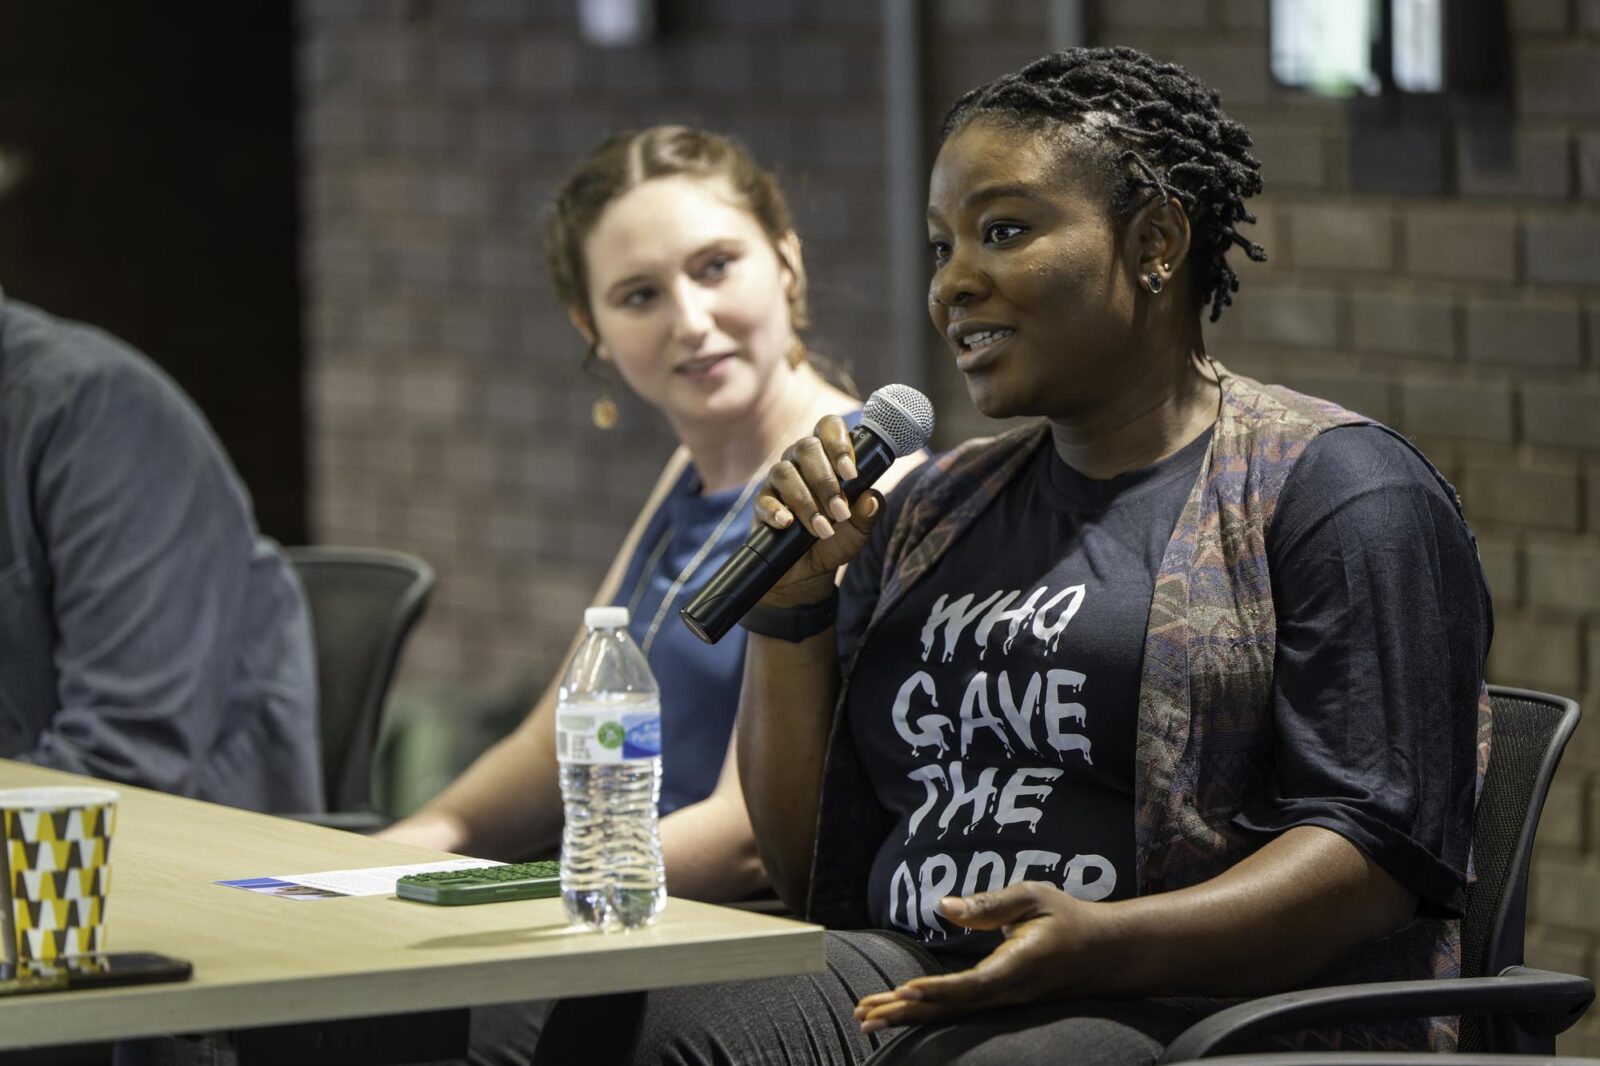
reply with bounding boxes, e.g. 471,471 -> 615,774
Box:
853,882 -> 1109,1033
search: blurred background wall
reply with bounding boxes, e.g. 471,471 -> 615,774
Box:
299,0 -> 893,695
0,0 -> 1594,1051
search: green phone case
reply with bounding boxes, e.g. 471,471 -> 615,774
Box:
396,860 -> 561,906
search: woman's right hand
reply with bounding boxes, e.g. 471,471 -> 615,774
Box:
753,414 -> 883,607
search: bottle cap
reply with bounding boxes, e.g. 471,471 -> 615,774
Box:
584,606 -> 629,629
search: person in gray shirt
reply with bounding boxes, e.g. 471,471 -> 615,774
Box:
0,290 -> 321,813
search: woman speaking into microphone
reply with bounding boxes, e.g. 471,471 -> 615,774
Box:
530,46 -> 1492,1066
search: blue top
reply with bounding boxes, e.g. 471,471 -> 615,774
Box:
612,408 -> 863,816
0,294 -> 322,813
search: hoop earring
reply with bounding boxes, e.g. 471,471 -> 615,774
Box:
583,341 -> 619,430
1145,271 -> 1164,294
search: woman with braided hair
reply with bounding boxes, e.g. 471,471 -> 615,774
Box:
527,47 -> 1492,1066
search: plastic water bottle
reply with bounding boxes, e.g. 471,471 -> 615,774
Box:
556,606 -> 666,931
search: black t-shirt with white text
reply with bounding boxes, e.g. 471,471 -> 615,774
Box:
838,425 -> 1490,967
845,429 -> 1210,964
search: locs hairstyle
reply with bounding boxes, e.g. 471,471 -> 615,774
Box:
941,46 -> 1268,322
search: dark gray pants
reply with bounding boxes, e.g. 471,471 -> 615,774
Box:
473,930 -> 1217,1066
135,931 -> 1215,1066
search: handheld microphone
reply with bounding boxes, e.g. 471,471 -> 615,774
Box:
679,384 -> 935,645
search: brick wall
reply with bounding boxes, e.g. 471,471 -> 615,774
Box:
299,0 -> 889,692
300,0 -> 1600,1048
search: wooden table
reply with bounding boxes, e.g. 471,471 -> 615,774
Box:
0,762 -> 822,1053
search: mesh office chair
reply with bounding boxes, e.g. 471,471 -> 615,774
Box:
1159,687 -> 1593,1060
283,547 -> 435,826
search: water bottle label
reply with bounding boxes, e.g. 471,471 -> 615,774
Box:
558,701 -> 661,764
621,712 -> 661,760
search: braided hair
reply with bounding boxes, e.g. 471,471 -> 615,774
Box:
941,46 -> 1267,322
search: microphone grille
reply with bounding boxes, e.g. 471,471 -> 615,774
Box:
861,384 -> 935,458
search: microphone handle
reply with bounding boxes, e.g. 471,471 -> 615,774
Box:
679,424 -> 896,644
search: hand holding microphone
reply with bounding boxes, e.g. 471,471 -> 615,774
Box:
680,385 -> 934,644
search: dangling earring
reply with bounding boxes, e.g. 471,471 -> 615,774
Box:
786,335 -> 807,368
591,385 -> 618,430
1145,271 -> 1164,294
584,341 -> 619,430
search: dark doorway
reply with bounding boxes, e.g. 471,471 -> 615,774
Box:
0,1 -> 306,543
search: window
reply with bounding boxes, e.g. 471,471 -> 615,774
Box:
1271,0 -> 1381,96
1272,0 -> 1491,98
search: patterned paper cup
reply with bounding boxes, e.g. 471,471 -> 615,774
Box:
0,787 -> 118,964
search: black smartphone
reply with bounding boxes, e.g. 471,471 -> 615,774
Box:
0,952 -> 192,995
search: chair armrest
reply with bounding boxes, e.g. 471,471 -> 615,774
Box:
282,810 -> 393,834
1158,967 -> 1594,1062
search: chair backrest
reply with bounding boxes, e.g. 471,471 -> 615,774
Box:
1457,686 -> 1582,1051
284,547 -> 435,813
